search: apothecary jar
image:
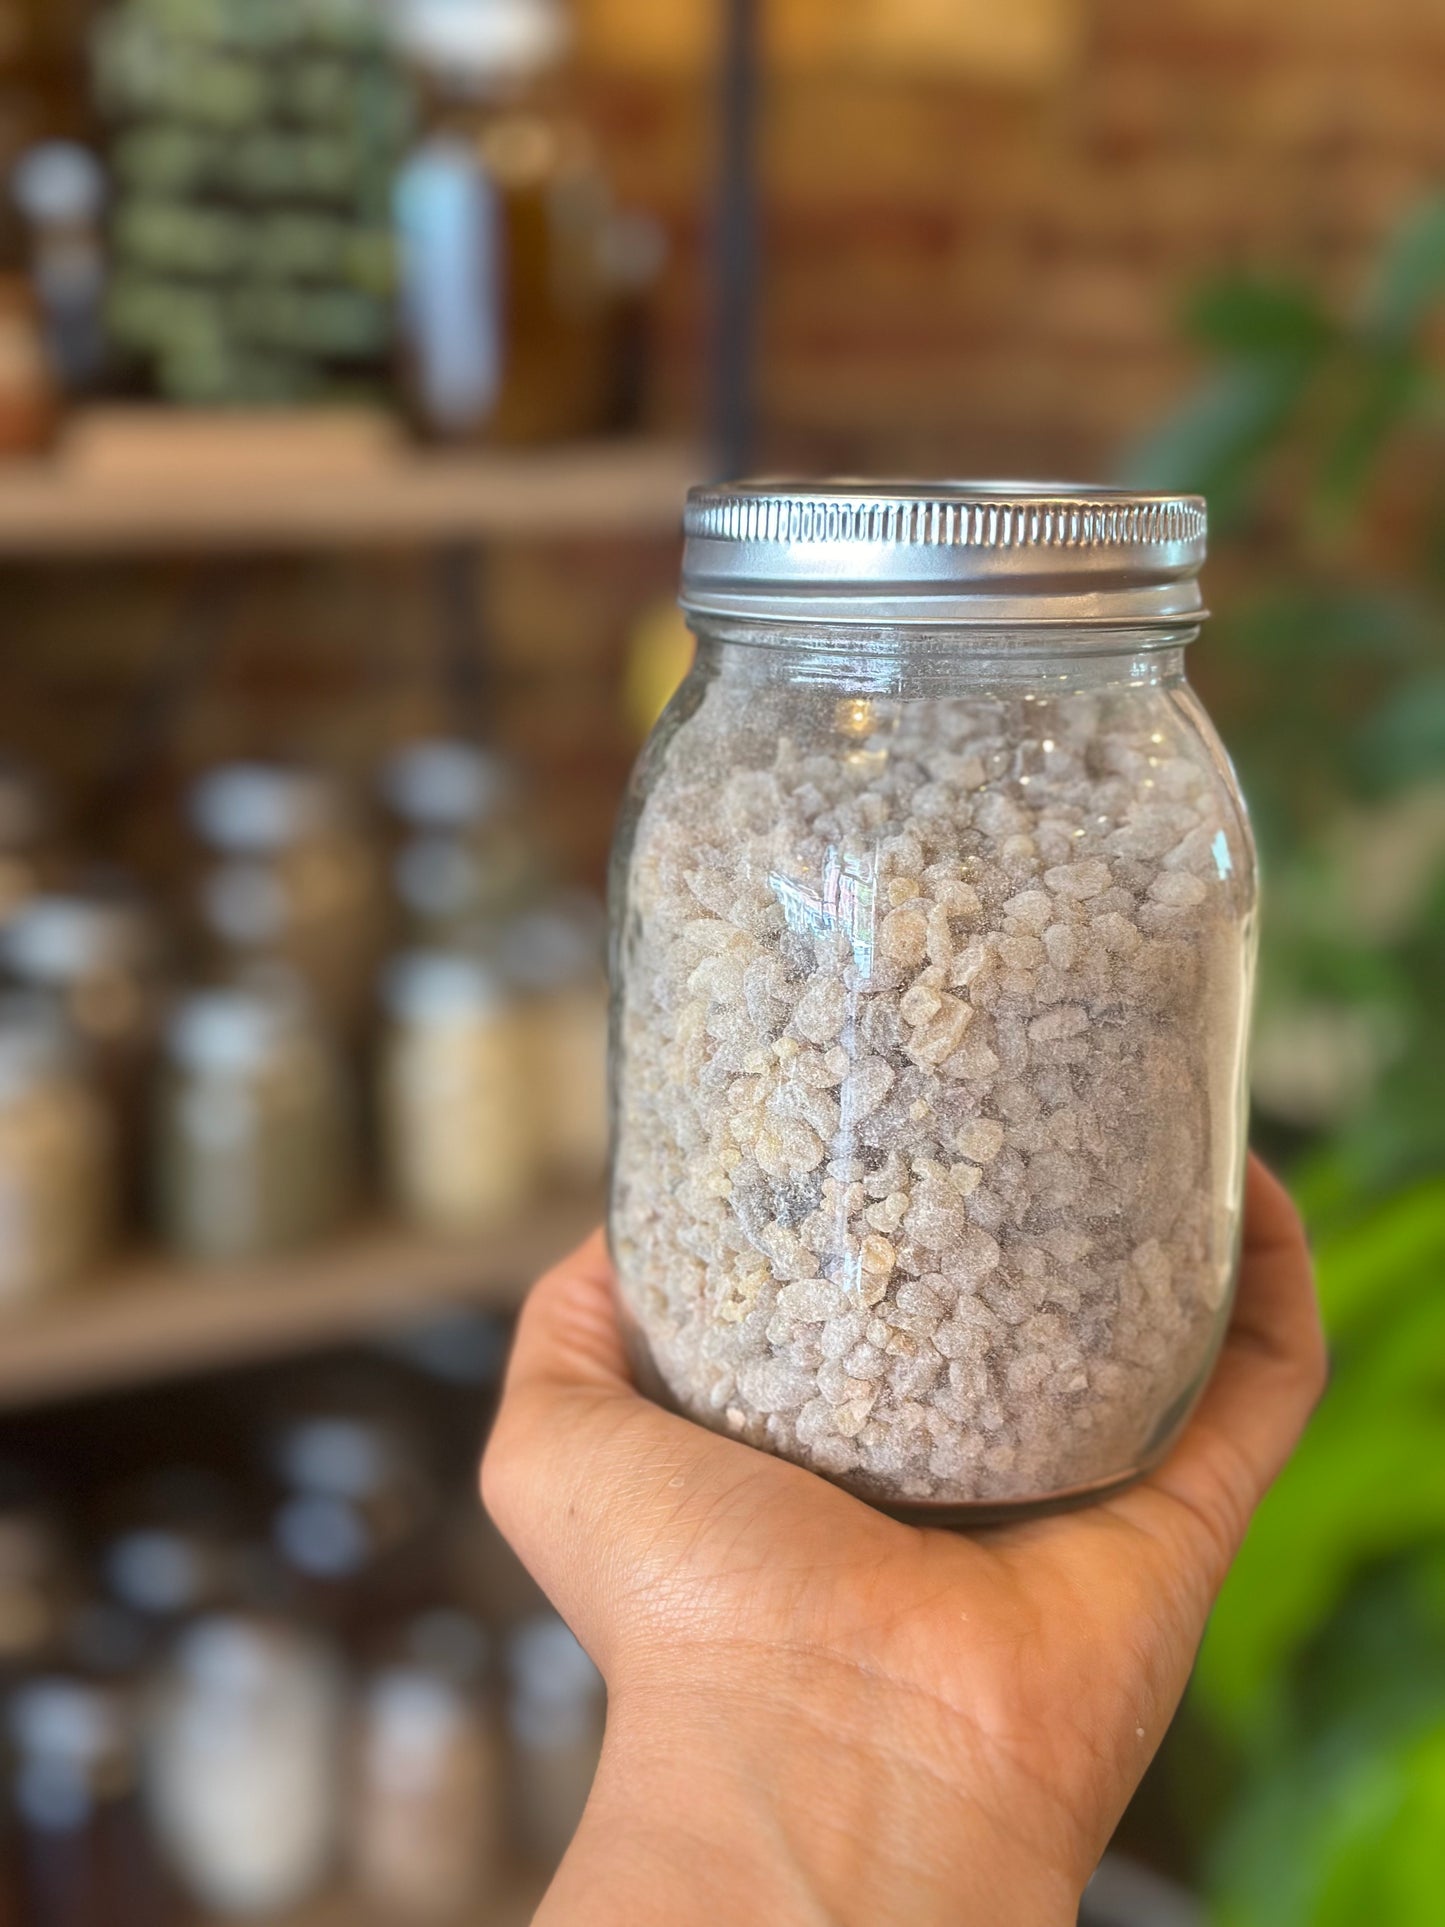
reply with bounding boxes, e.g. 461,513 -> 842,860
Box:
609,481 -> 1256,1522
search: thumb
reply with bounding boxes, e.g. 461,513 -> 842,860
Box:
481,1233 -> 746,1663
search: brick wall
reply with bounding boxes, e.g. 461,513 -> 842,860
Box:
585,0 -> 1445,473
3,0 -> 1442,891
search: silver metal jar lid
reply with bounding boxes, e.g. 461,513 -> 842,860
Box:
680,480 -> 1208,629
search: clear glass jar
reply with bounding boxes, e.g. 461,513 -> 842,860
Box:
505,1614 -> 604,1868
0,998 -> 113,1307
153,984 -> 353,1262
0,886 -> 165,1215
8,1673 -> 181,1927
610,483 -> 1257,1523
143,1613 -> 345,1919
379,951 -> 539,1235
393,0 -> 618,443
350,1623 -> 504,1922
498,897 -> 609,1188
380,740 -> 535,948
189,762 -> 383,1039
0,757 -> 57,924
99,1470 -> 246,1651
266,1410 -> 436,1633
9,142 -> 108,399
0,1484 -> 73,1684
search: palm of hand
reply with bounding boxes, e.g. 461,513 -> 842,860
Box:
485,1156 -> 1323,1911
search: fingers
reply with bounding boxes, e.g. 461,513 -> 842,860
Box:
502,1229 -> 633,1399
1123,1154 -> 1328,1587
481,1235 -> 639,1629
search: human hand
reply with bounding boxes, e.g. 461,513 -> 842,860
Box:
483,1154 -> 1325,1927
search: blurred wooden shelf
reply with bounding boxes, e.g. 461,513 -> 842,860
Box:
214,1872 -> 549,1927
0,1196 -> 602,1412
0,409 -> 701,556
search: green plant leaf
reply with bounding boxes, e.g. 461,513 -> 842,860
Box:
1313,347 -> 1423,522
1365,195 -> 1445,344
1122,364 -> 1316,527
1310,1180 -> 1445,1339
1210,1726 -> 1445,1927
1312,1728 -> 1445,1927
1192,1183 -> 1445,1733
1353,671 -> 1445,793
1186,277 -> 1335,359
1195,1413 -> 1445,1739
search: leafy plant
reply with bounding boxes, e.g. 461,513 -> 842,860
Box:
1125,196 -> 1445,1923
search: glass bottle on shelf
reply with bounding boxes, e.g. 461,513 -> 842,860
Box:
505,1613 -> 604,1867
267,1410 -> 437,1636
9,140 -> 108,395
380,739 -> 535,948
0,996 -> 113,1307
0,884 -> 164,1215
0,1480 -> 72,1686
98,1468 -> 247,1656
379,950 -> 539,1237
350,1611 -> 505,1921
144,1612 -> 345,1920
152,981 -> 354,1263
8,1673 -> 180,1927
498,894 -> 608,1188
0,759 -> 57,930
189,762 -> 383,1040
392,0 -> 619,443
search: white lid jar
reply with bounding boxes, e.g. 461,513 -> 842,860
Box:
609,480 -> 1257,1522
0,997 -> 114,1306
379,950 -> 539,1235
505,1614 -> 604,1868
350,1643 -> 505,1920
497,895 -> 608,1187
189,762 -> 383,1039
379,739 -> 536,946
143,1614 -> 345,1918
9,1670 -> 179,1926
0,884 -> 166,1181
153,983 -> 354,1261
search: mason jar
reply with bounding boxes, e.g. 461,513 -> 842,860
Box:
153,984 -> 353,1262
350,1639 -> 504,1922
380,740 -> 535,949
505,1614 -> 605,1868
0,885 -> 165,1217
0,756 -> 58,928
143,1614 -> 345,1919
0,997 -> 114,1306
379,951 -> 539,1236
266,1409 -> 436,1633
497,896 -> 609,1188
609,482 -> 1257,1522
189,762 -> 383,1040
9,1673 -> 182,1927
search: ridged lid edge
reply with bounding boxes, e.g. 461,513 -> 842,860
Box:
683,487 -> 1206,554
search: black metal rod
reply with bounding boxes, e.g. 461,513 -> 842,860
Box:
712,0 -> 760,479
432,543 -> 492,739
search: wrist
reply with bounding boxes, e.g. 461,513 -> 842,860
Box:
541,1651 -> 1084,1927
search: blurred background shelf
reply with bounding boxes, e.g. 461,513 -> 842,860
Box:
0,411 -> 702,555
213,1876 -> 549,1927
0,1196 -> 601,1413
